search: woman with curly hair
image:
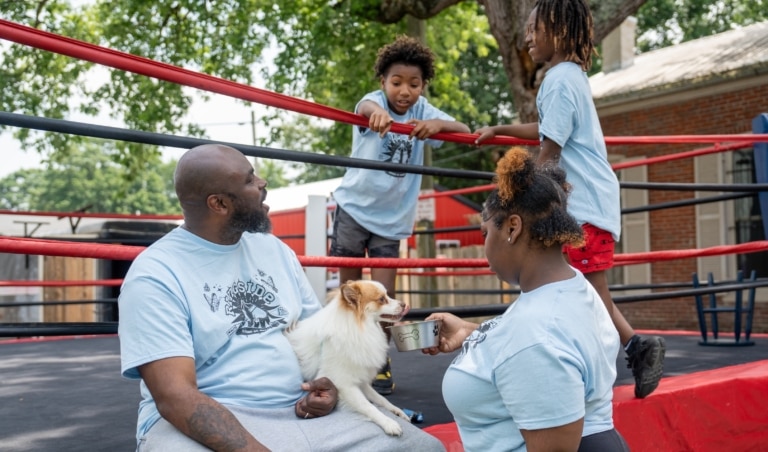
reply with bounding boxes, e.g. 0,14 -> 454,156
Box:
425,147 -> 630,451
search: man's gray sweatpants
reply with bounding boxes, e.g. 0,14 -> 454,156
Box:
137,405 -> 446,452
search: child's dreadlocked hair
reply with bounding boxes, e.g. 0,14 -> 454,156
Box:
533,0 -> 596,71
484,147 -> 584,248
373,35 -> 436,82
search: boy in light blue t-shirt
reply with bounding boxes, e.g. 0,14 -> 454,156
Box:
331,35 -> 470,394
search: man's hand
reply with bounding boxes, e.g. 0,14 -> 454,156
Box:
295,377 -> 338,419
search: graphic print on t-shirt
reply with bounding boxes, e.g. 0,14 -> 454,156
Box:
203,274 -> 288,336
381,134 -> 412,177
202,287 -> 221,312
453,317 -> 499,365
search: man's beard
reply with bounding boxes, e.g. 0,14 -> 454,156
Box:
229,202 -> 272,235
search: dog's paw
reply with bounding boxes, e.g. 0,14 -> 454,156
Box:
391,407 -> 411,423
379,418 -> 403,437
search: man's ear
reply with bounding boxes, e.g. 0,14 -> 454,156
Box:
206,194 -> 230,216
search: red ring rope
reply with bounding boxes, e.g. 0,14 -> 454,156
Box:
3,237 -> 768,269
2,19 -> 767,147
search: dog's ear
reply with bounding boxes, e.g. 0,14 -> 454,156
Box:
340,281 -> 362,306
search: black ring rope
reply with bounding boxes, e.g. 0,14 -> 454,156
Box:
402,279 -> 768,320
2,110 -> 766,336
4,111 -> 767,192
398,278 -> 765,296
0,299 -> 116,308
2,279 -> 765,336
621,192 -> 752,214
0,111 -> 493,180
0,322 -> 118,337
621,181 -> 768,192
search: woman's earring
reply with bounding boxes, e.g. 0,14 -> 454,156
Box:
507,236 -> 512,244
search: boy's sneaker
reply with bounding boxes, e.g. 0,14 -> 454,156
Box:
372,356 -> 395,395
625,335 -> 666,398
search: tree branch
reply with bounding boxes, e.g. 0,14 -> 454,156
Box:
367,0 -> 471,24
590,0 -> 647,42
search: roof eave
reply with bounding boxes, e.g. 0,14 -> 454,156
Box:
593,63 -> 768,114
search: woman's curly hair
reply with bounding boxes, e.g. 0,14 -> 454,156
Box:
373,35 -> 436,82
484,147 -> 584,248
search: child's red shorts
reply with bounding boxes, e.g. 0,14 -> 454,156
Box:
562,223 -> 615,274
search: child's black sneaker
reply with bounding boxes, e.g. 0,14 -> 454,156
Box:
626,335 -> 666,398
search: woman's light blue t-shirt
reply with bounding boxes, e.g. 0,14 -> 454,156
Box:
442,271 -> 619,451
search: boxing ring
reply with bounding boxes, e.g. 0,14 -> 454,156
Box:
2,17 -> 768,452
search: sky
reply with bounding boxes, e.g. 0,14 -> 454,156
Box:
1,134 -> 40,177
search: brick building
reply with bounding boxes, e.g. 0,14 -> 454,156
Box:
590,20 -> 768,332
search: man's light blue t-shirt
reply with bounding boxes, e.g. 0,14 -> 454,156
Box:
537,62 -> 621,241
442,271 -> 619,451
333,90 -> 454,241
118,227 -> 321,441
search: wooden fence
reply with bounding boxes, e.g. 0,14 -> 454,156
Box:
401,245 -> 512,321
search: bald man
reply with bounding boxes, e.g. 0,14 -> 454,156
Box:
118,144 -> 444,451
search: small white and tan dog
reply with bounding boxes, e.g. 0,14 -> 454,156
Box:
286,280 -> 411,436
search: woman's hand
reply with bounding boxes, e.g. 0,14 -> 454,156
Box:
421,313 -> 478,355
295,377 -> 338,419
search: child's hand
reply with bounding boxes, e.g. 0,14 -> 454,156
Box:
368,110 -> 394,137
407,119 -> 441,140
474,126 -> 496,145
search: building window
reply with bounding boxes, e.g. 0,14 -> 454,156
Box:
606,246 -> 623,286
612,162 -> 651,289
732,149 -> 768,277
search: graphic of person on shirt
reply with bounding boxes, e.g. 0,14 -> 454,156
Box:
381,134 -> 412,177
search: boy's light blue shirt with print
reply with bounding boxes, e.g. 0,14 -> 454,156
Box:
537,62 -> 622,241
333,90 -> 454,241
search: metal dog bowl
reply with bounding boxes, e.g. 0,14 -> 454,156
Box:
387,320 -> 442,352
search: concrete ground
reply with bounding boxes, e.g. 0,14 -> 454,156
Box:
0,332 -> 765,452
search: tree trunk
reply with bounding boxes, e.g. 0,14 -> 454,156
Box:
480,0 -> 539,123
408,15 -> 438,308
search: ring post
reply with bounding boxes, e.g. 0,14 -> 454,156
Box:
305,195 -> 328,302
753,113 -> 768,240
